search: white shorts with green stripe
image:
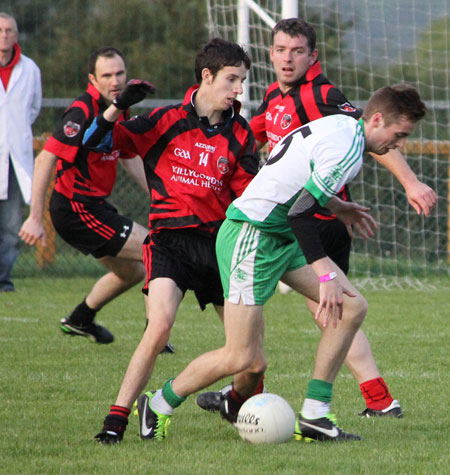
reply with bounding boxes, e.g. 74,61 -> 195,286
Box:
216,219 -> 307,305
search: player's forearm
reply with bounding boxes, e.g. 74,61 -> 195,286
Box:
370,149 -> 419,188
287,189 -> 326,264
324,196 -> 349,214
29,150 -> 57,220
310,257 -> 336,280
103,104 -> 123,123
119,157 -> 149,195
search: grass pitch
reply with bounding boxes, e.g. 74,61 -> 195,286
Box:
1,277 -> 448,474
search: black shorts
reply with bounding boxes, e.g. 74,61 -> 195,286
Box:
142,229 -> 224,310
316,217 -> 351,275
49,191 -> 133,258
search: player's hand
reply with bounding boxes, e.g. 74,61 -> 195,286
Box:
333,202 -> 377,240
405,181 -> 437,217
315,278 -> 356,329
19,217 -> 46,247
113,79 -> 156,110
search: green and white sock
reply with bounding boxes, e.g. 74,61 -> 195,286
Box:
150,389 -> 173,416
301,379 -> 333,419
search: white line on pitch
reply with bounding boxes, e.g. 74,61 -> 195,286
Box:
0,317 -> 39,323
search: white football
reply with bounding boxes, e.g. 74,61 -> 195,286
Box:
235,393 -> 296,444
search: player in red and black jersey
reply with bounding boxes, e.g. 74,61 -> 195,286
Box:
86,39 -> 260,444
20,47 -> 149,345
196,19 -> 437,420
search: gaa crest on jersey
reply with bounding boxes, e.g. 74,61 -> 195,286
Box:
280,114 -> 292,130
217,156 -> 230,174
63,121 -> 81,138
338,102 -> 357,113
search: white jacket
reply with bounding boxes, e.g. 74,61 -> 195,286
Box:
0,51 -> 42,204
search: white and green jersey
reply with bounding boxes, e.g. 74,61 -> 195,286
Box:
226,115 -> 365,238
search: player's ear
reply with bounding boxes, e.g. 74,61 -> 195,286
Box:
309,48 -> 319,65
372,112 -> 384,128
201,68 -> 214,85
88,73 -> 96,86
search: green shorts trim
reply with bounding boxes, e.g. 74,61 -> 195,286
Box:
216,219 -> 307,305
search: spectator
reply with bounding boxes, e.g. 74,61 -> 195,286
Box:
0,12 -> 41,292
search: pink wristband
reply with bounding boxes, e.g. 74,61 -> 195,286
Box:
319,271 -> 337,283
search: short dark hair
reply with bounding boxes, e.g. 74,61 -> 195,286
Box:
271,18 -> 316,52
363,84 -> 426,125
88,47 -> 125,75
194,38 -> 251,83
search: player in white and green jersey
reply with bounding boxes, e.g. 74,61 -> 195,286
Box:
229,114 -> 364,233
136,85 -> 427,443
218,114 -> 365,305
216,115 -> 365,305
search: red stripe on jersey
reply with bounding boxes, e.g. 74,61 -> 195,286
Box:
44,136 -> 80,163
300,82 -> 322,122
70,201 -> 115,239
71,100 -> 90,119
321,84 -> 334,104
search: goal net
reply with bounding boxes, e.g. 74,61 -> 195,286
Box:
206,0 -> 449,286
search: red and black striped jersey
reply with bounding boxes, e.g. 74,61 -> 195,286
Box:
250,61 -> 361,154
44,83 -> 132,201
112,85 -> 259,234
250,61 -> 361,220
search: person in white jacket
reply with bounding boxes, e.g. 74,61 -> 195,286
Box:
0,12 -> 41,292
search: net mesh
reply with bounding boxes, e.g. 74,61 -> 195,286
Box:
207,0 -> 450,286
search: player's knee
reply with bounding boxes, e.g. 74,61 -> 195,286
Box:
134,263 -> 146,282
344,294 -> 368,329
222,348 -> 255,375
143,319 -> 172,352
116,262 -> 146,285
247,353 -> 267,374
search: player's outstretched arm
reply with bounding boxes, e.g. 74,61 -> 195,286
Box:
19,150 -> 58,247
370,149 -> 437,217
84,79 -> 156,150
112,79 -> 155,111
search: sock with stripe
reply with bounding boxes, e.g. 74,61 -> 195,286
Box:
102,405 -> 130,434
301,379 -> 333,420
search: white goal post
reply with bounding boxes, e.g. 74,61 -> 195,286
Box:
206,0 -> 450,285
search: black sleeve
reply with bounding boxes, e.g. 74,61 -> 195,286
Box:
287,189 -> 327,264
325,87 -> 362,120
82,113 -> 115,151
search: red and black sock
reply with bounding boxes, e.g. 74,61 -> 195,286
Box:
360,377 -> 393,411
253,376 -> 265,396
102,405 -> 130,433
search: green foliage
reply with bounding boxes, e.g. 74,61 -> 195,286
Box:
7,0 -> 208,99
1,278 -> 449,474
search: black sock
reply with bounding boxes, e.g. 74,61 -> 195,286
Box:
69,299 -> 97,326
102,406 -> 130,434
